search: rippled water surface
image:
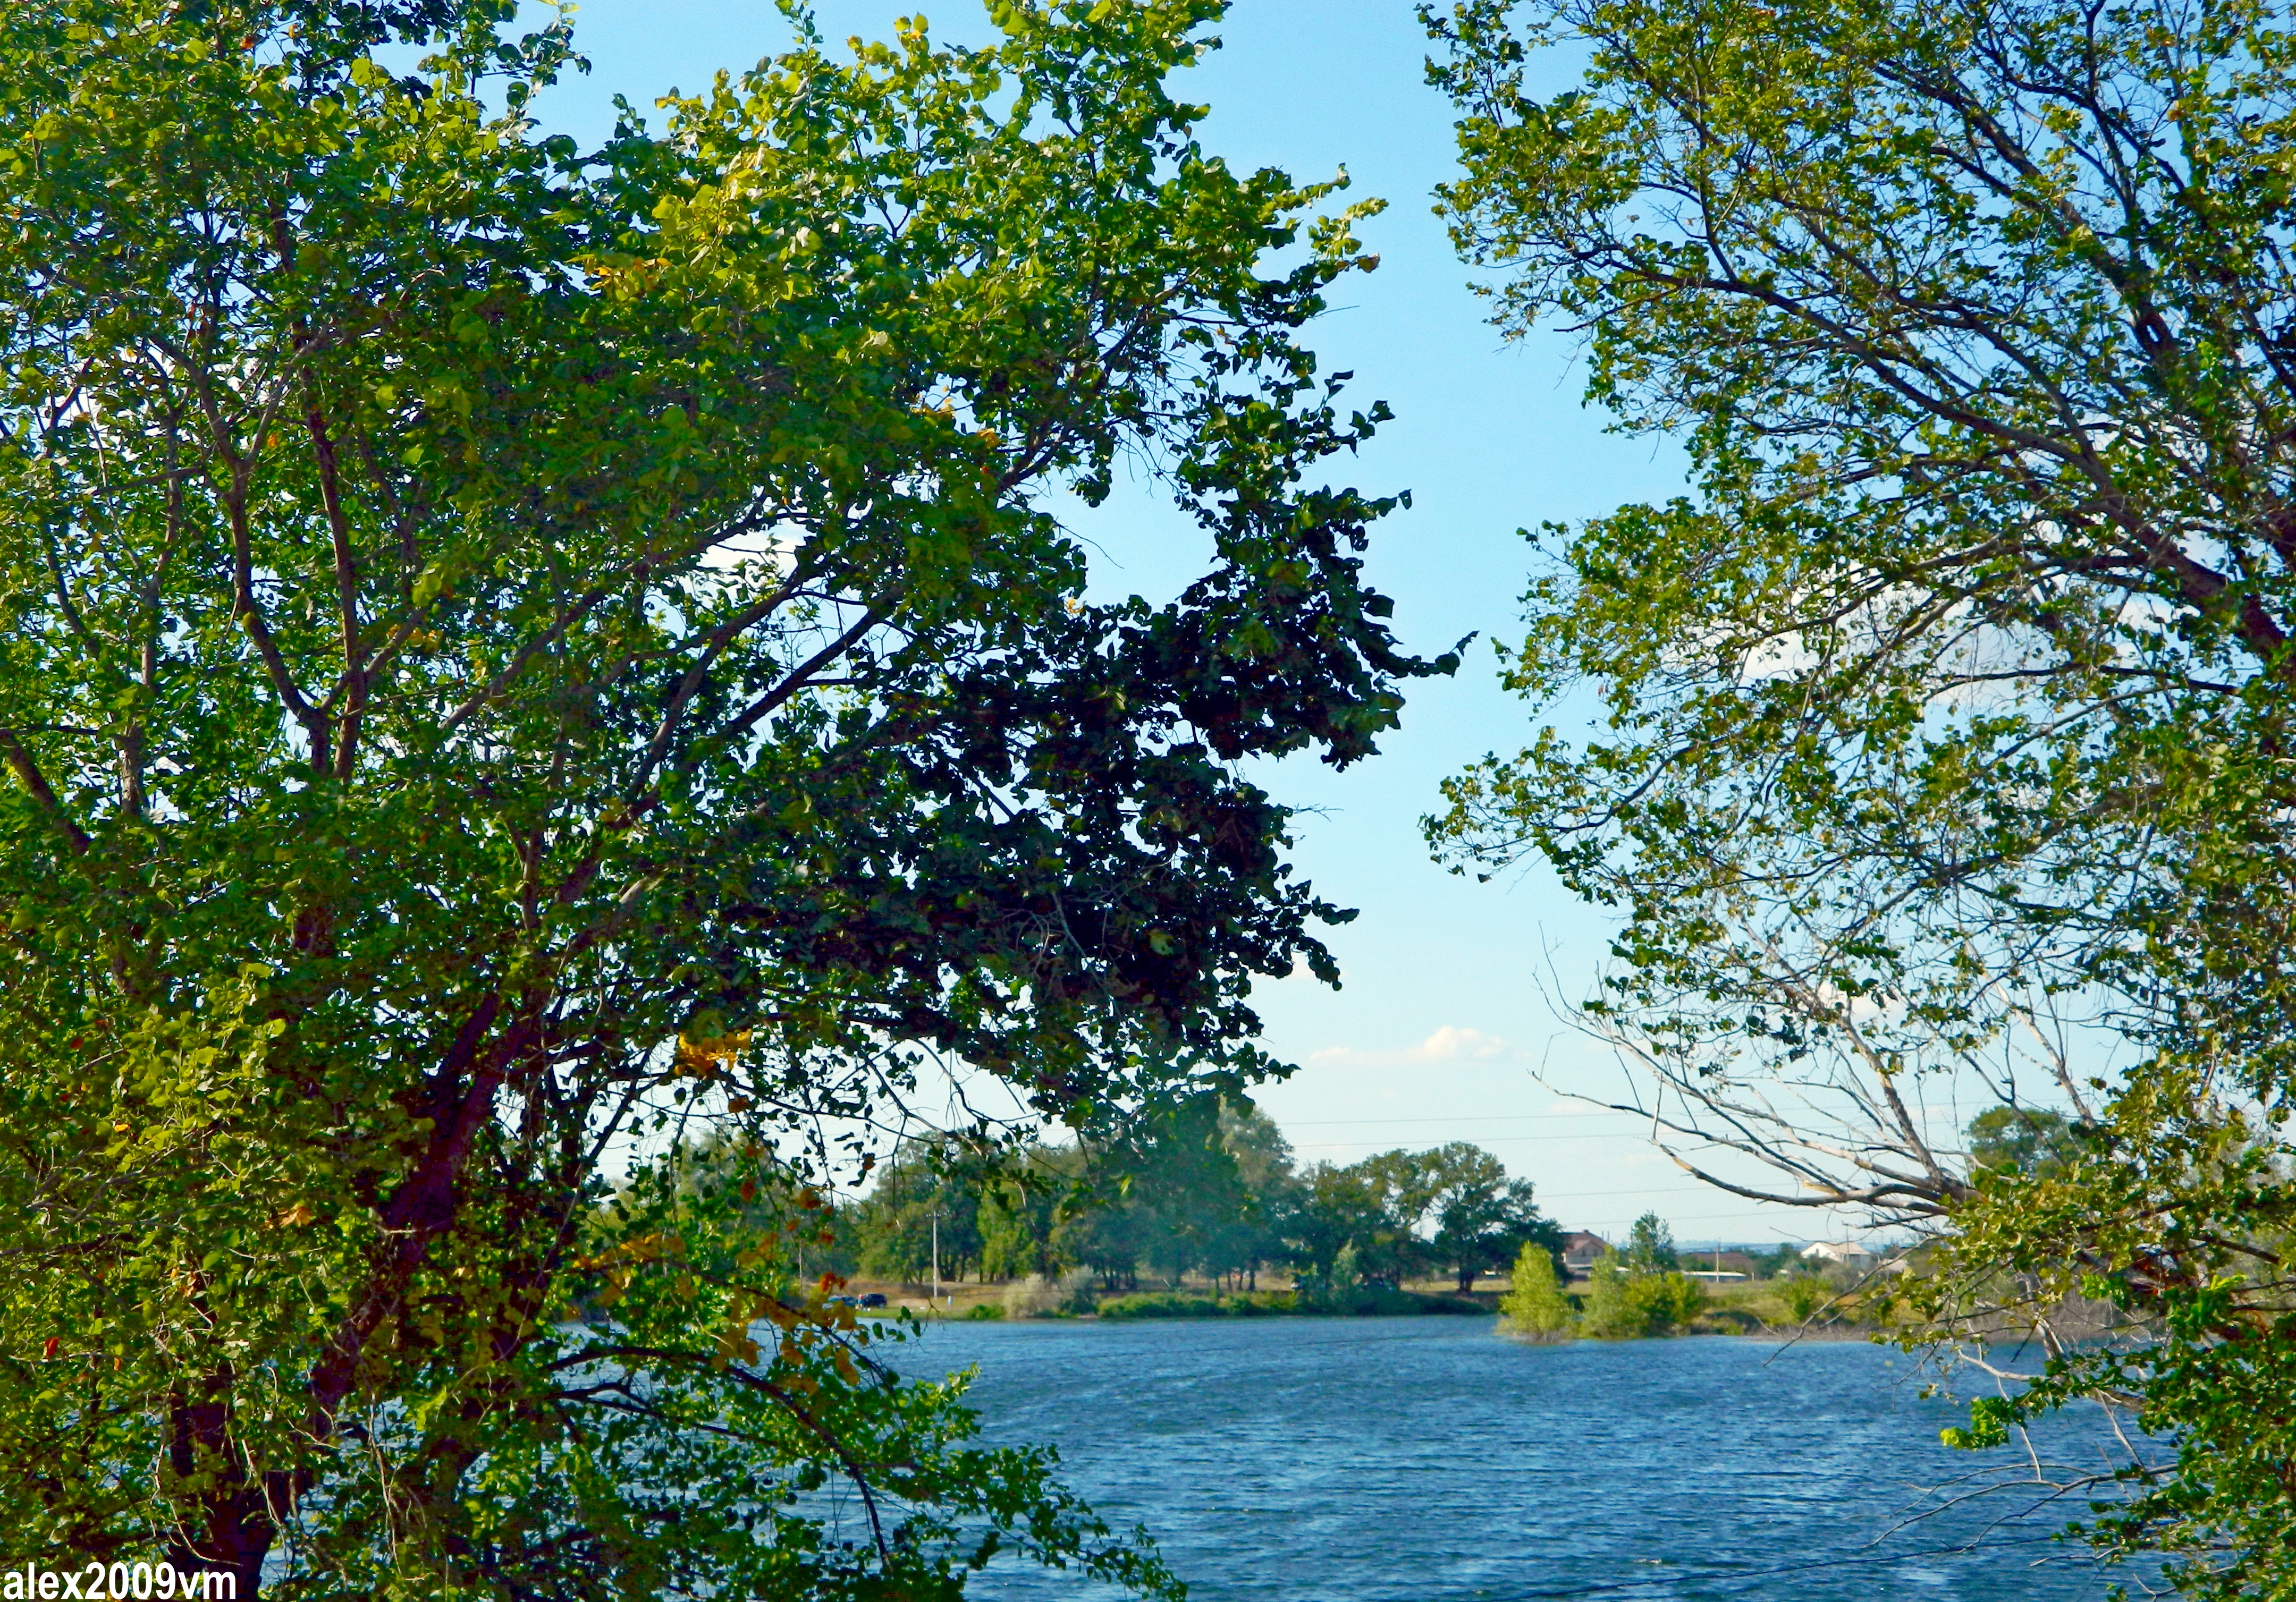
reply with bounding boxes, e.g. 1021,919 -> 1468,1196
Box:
889,1315 -> 2133,1602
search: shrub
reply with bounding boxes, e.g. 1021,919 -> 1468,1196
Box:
1096,1293 -> 1229,1320
1498,1242 -> 1572,1338
1002,1272 -> 1089,1319
1579,1253 -> 1638,1337
1658,1272 -> 1709,1329
1581,1252 -> 1706,1337
1782,1275 -> 1830,1321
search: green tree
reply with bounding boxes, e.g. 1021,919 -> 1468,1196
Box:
1424,0 -> 2296,1582
1965,1107 -> 2081,1180
1426,1146 -> 1561,1292
0,0 -> 1439,1593
1577,1249 -> 1637,1337
1497,1239 -> 1572,1337
1278,1141 -> 1548,1292
977,1186 -> 1054,1282
1578,1245 -> 1701,1337
1752,1244 -> 1805,1282
657,1129 -> 861,1281
978,1142 -> 1093,1284
1083,1096 -> 1255,1290
1346,1147 -> 1444,1286
1650,1270 -> 1708,1331
946,1098 -> 1302,1295
1285,1148 -> 1434,1289
1622,1213 -> 1678,1275
1219,1099 -> 1298,1197
851,1139 -> 986,1286
1053,1174 -> 1149,1292
1208,1099 -> 1297,1289
1280,1160 -> 1389,1292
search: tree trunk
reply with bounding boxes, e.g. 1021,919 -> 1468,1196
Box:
167,1390 -> 282,1600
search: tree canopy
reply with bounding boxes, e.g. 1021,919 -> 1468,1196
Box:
1424,0 -> 2296,1586
828,1116 -> 1558,1306
0,0 -> 1445,1593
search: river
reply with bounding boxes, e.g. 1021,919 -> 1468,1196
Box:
888,1315 -> 2137,1601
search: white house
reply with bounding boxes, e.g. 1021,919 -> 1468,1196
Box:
1801,1240 -> 1879,1270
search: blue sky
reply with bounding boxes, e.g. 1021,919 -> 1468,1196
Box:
523,0 -> 1854,1244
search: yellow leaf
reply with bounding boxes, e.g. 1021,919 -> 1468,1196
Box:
675,1029 -> 749,1077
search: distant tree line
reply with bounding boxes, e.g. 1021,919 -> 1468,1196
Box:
755,1102 -> 1566,1296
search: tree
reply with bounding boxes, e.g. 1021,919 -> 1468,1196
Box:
850,1138 -> 985,1285
976,1142 -> 1090,1284
1280,1160 -> 1391,1292
1424,0 -> 2296,1584
1276,1141 -> 1546,1293
0,0 -> 1442,1593
1497,1239 -> 1571,1337
1424,1145 -> 1561,1291
1344,1148 -> 1444,1287
1621,1213 -> 1677,1275
1054,1096 -> 1249,1290
1964,1107 -> 2080,1180
1751,1244 -> 1805,1282
659,1129 -> 862,1279
1576,1250 -> 1638,1337
1209,1099 -> 1296,1289
954,1097 -> 1301,1294
1780,1273 -> 1831,1323
1052,1171 -> 1150,1292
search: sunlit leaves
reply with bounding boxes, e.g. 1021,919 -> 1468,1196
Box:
0,0 -> 1431,1593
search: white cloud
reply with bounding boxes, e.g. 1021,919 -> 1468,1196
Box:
1414,1025 -> 1510,1062
1307,1025 -> 1513,1069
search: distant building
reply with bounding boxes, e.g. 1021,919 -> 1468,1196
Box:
1560,1232 -> 1610,1279
1802,1240 -> 1879,1270
1678,1249 -> 1761,1275
1684,1249 -> 1758,1283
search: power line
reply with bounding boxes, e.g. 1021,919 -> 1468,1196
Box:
1289,1131 -> 1650,1150
1516,1184 -> 1824,1205
1279,1109 -> 1635,1126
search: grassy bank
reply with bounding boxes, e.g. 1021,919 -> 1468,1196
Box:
1095,1287 -> 1487,1320
843,1276 -> 1496,1321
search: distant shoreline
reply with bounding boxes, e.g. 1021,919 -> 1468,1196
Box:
889,1305 -> 1891,1346
877,1291 -> 1890,1342
849,1274 -> 1903,1343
